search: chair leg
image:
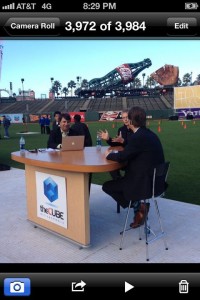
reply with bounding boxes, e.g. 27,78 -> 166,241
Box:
154,199 -> 168,251
119,201 -> 132,250
144,200 -> 150,261
117,203 -> 120,214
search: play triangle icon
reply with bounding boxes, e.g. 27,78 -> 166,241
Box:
125,281 -> 134,293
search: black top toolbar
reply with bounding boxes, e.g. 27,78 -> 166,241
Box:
0,12 -> 200,38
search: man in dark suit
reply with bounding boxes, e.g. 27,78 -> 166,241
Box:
102,106 -> 165,228
47,113 -> 77,149
71,114 -> 92,147
52,111 -> 61,131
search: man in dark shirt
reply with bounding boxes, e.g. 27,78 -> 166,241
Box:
52,111 -> 61,131
98,110 -> 132,148
71,114 -> 92,147
98,110 -> 133,180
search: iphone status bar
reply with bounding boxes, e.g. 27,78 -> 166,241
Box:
0,2 -> 198,12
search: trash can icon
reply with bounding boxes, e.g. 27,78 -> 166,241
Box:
179,280 -> 189,294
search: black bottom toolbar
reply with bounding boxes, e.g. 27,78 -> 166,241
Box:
1,272 -> 199,297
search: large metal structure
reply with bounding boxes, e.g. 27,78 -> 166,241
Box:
76,58 -> 152,98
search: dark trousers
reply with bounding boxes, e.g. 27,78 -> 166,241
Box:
41,125 -> 45,134
102,178 -> 130,208
46,126 -> 50,134
109,169 -> 122,180
102,178 -> 141,211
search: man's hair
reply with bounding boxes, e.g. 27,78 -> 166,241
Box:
121,109 -> 129,114
54,111 -> 61,117
74,114 -> 81,122
128,106 -> 146,127
59,113 -> 71,122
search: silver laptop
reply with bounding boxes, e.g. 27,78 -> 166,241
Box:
61,135 -> 85,151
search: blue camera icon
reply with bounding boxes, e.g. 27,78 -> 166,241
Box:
4,278 -> 31,296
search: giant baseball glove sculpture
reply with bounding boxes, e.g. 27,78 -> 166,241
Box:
150,64 -> 179,85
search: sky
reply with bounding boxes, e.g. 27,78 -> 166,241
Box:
0,39 -> 200,98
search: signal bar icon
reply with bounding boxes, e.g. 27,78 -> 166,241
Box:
2,3 -> 15,10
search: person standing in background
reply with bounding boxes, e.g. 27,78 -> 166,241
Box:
45,115 -> 51,134
3,115 -> 11,138
52,111 -> 61,131
22,116 -> 28,132
39,116 -> 45,134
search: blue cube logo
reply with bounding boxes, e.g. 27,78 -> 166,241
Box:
43,177 -> 58,202
4,278 -> 31,296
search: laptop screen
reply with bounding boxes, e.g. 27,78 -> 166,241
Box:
61,136 -> 85,151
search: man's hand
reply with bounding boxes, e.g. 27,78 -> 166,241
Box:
112,131 -> 124,144
98,129 -> 109,141
150,64 -> 179,85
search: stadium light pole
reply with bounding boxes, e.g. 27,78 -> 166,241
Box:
76,76 -> 82,88
142,73 -> 145,88
50,77 -> 54,99
21,78 -> 24,101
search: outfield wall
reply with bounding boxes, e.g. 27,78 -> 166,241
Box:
2,109 -> 173,124
0,113 -> 23,123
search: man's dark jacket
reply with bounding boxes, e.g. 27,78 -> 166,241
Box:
106,124 -> 133,147
71,122 -> 92,147
47,127 -> 77,149
104,127 -> 165,205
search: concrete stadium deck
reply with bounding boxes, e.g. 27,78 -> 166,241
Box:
1,168 -> 200,263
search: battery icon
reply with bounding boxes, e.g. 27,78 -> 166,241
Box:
185,2 -> 199,9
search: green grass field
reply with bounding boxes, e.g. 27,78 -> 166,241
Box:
0,119 -> 200,205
